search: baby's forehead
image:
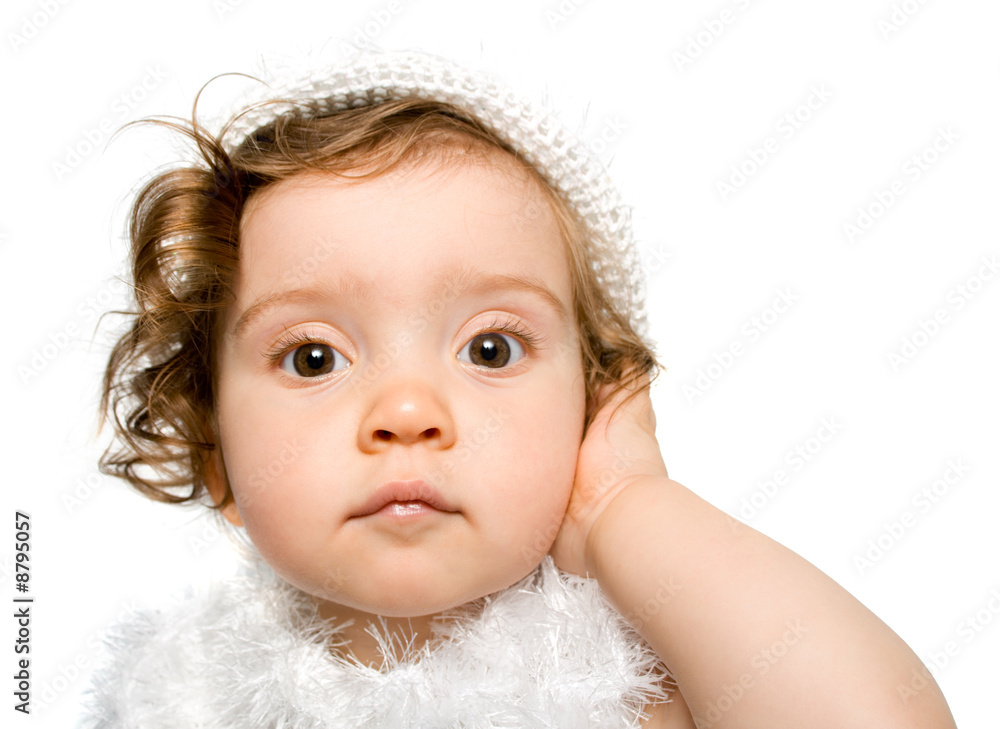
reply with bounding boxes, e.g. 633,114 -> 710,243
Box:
226,157 -> 577,344
246,130 -> 546,200
241,144 -> 561,241
242,155 -> 561,248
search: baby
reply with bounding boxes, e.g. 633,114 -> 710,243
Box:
84,51 -> 956,728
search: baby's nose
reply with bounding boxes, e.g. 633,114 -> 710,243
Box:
357,378 -> 457,452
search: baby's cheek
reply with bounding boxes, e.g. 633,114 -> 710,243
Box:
219,397 -> 316,504
509,412 -> 580,521
229,462 -> 333,577
220,443 -> 318,555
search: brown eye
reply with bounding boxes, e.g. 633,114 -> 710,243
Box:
279,343 -> 346,378
459,332 -> 524,369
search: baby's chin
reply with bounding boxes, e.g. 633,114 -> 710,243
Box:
302,560 -> 544,619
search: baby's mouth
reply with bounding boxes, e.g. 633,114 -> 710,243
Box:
372,501 -> 440,519
351,480 -> 457,518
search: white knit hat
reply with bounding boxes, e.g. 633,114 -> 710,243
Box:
218,50 -> 649,339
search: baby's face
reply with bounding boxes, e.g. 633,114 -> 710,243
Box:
212,156 -> 586,617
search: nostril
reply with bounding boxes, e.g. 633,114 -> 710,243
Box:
371,427 -> 442,443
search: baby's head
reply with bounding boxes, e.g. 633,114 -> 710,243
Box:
102,53 -> 657,617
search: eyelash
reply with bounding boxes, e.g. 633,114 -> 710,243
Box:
473,314 -> 543,351
262,315 -> 544,369
264,329 -> 336,367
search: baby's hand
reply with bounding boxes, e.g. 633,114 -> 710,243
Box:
549,373 -> 669,577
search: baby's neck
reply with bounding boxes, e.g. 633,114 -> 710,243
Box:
317,601 -> 441,668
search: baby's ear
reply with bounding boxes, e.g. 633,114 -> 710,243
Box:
204,446 -> 243,527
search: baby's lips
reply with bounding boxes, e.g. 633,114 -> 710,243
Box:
351,479 -> 458,517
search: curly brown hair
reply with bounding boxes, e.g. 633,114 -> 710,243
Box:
99,88 -> 659,511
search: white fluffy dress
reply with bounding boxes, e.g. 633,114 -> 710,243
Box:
79,557 -> 671,728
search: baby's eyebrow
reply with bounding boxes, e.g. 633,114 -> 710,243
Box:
448,267 -> 569,325
230,266 -> 568,340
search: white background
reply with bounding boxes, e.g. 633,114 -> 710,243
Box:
1,0 -> 997,726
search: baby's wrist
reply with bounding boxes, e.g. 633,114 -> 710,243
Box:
583,476 -> 675,579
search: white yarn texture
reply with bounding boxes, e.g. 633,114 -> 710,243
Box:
216,50 -> 649,339
80,557 -> 670,728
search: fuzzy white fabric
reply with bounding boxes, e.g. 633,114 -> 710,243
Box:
79,557 -> 670,728
213,49 -> 649,340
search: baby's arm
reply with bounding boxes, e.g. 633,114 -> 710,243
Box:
550,379 -> 957,729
